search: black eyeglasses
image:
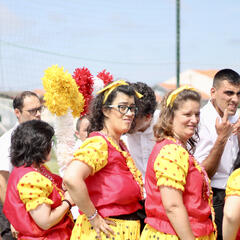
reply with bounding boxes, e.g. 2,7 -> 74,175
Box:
22,106 -> 43,116
108,105 -> 138,115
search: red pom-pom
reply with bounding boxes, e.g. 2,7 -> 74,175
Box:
72,67 -> 94,116
97,69 -> 113,86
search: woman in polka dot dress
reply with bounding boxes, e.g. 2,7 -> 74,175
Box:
141,87 -> 216,240
3,120 -> 74,239
64,81 -> 144,240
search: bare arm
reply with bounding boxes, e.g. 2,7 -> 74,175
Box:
29,190 -> 73,230
223,196 -> 240,240
201,109 -> 233,178
0,171 -> 9,203
63,160 -> 115,239
63,161 -> 96,216
160,186 -> 195,240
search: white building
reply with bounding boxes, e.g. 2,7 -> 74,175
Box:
157,69 -> 218,105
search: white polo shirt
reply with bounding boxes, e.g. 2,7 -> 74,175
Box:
194,101 -> 239,189
122,110 -> 160,182
0,124 -> 18,173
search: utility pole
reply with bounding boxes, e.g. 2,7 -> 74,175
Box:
176,0 -> 180,88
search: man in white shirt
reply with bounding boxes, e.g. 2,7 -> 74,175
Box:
0,91 -> 41,239
194,69 -> 240,240
122,82 -> 159,184
122,82 -> 159,232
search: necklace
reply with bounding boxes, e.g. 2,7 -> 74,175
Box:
174,137 -> 210,200
100,131 -> 121,148
98,131 -> 144,198
32,165 -> 58,187
173,134 -> 187,150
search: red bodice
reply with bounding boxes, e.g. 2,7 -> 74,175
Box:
84,132 -> 142,217
3,165 -> 73,240
145,138 -> 214,237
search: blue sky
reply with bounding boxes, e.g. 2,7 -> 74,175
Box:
0,0 -> 240,91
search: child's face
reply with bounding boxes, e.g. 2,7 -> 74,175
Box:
76,118 -> 90,141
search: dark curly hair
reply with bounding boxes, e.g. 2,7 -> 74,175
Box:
131,82 -> 157,117
10,120 -> 54,167
154,89 -> 201,152
87,83 -> 137,134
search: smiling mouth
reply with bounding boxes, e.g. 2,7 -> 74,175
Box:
124,119 -> 132,123
228,105 -> 237,110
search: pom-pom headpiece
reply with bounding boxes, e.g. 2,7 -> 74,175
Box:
72,67 -> 94,116
97,69 -> 113,86
42,65 -> 85,117
42,65 -> 86,170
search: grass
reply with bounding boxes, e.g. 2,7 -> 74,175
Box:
45,149 -> 60,175
45,158 -> 59,175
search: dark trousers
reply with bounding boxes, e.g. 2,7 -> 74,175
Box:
0,203 -> 15,240
212,187 -> 225,240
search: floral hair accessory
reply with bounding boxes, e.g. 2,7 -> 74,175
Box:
97,80 -> 143,104
166,85 -> 198,107
42,65 -> 85,117
72,67 -> 94,116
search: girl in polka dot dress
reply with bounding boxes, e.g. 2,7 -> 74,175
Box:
3,120 -> 74,239
141,87 -> 216,240
64,81 -> 144,240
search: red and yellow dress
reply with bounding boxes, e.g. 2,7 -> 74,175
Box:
70,132 -> 143,240
225,168 -> 240,240
141,137 -> 216,240
3,165 -> 74,240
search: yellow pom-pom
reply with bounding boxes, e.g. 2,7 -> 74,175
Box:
42,65 -> 85,117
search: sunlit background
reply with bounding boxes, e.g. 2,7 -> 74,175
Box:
1,0 -> 240,91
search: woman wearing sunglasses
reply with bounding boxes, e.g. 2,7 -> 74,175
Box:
64,80 -> 144,240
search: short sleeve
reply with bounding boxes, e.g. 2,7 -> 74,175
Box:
73,136 -> 108,175
17,172 -> 53,211
154,144 -> 189,191
226,169 -> 240,197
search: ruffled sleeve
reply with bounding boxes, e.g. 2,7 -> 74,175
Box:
17,171 -> 53,211
154,143 -> 189,191
73,136 -> 108,175
226,169 -> 240,197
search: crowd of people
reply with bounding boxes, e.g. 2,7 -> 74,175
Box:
0,68 -> 240,240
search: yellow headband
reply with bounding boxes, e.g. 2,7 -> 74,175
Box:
97,79 -> 143,104
166,85 -> 198,107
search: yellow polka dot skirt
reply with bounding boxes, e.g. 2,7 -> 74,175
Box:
71,215 -> 140,240
140,224 -> 216,240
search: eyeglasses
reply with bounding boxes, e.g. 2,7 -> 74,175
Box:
108,105 -> 138,115
22,106 -> 43,116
